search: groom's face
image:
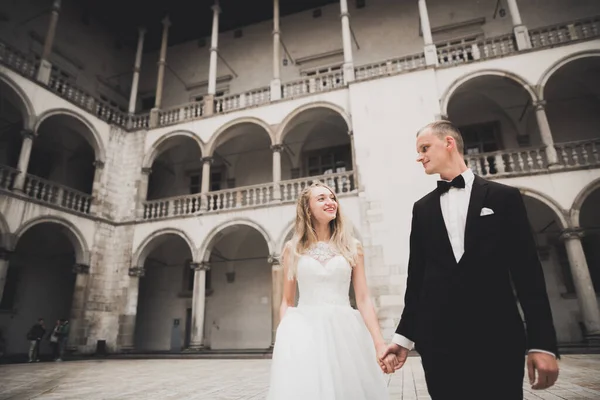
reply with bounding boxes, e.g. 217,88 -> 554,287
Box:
416,129 -> 450,175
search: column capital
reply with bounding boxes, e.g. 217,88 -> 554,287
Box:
161,15 -> 171,27
271,144 -> 285,153
272,29 -> 280,36
21,129 -> 36,139
72,264 -> 90,274
128,266 -> 145,277
559,228 -> 585,241
0,248 -> 11,261
93,160 -> 105,169
51,0 -> 62,12
268,254 -> 281,265
201,156 -> 214,165
191,262 -> 211,271
141,167 -> 152,175
340,11 -> 350,18
533,100 -> 547,111
211,4 -> 222,14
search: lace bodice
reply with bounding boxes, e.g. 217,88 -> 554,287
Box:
296,242 -> 352,307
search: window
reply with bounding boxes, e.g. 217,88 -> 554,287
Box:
210,171 -> 222,191
189,175 -> 201,194
141,96 -> 156,111
301,64 -> 342,78
192,90 -> 226,103
305,145 -> 352,176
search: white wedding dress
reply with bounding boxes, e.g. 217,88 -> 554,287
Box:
267,242 -> 389,400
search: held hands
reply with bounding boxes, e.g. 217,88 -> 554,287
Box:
527,352 -> 559,390
376,343 -> 409,374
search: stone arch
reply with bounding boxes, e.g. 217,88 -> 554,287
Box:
538,50 -> 600,100
205,117 -> 274,157
13,216 -> 90,264
132,228 -> 197,267
198,218 -> 274,262
570,177 -> 600,227
0,72 -> 36,130
516,187 -> 569,229
276,101 -> 352,144
143,130 -> 205,169
440,69 -> 538,117
35,108 -> 106,162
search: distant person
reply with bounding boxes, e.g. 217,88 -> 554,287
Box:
48,320 -> 61,361
56,319 -> 70,362
26,318 -> 45,363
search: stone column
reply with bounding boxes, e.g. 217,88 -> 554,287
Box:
149,16 -> 171,128
204,4 -> 221,116
269,254 -> 284,344
128,27 -> 146,114
270,0 -> 282,100
418,0 -> 438,66
200,157 -> 213,210
533,101 -> 559,166
68,263 -> 90,350
561,229 -> 600,340
271,145 -> 283,201
0,248 -> 10,304
118,266 -> 145,351
36,0 -> 61,84
90,160 -> 104,215
189,262 -> 210,349
13,129 -> 35,192
506,0 -> 532,50
136,167 -> 152,218
339,0 -> 355,83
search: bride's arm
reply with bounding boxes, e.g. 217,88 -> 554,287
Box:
280,243 -> 297,322
352,243 -> 385,350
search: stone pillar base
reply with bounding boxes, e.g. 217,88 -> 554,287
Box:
424,44 -> 438,66
149,108 -> 159,128
343,62 -> 355,84
204,94 -> 215,116
270,79 -> 282,101
513,25 -> 532,50
584,332 -> 600,344
36,59 -> 52,85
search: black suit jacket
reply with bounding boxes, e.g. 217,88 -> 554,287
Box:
396,175 -> 558,356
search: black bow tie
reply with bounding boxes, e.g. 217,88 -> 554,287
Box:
437,174 -> 466,193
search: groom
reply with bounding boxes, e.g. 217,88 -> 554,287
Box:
381,121 -> 559,399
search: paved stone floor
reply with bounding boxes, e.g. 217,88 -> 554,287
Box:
0,355 -> 599,399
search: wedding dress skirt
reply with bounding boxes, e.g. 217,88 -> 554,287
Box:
266,244 -> 389,400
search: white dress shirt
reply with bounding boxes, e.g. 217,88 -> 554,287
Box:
392,169 -> 554,358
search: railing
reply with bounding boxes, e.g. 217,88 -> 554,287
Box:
130,113 -> 150,130
215,87 -> 271,114
0,165 -> 19,191
143,194 -> 203,220
22,175 -> 92,214
0,41 -> 37,78
466,139 -> 600,178
437,34 -> 516,66
555,138 -> 600,167
158,101 -> 204,126
280,171 -> 357,202
206,182 -> 274,212
355,53 -> 426,80
530,16 -> 600,48
282,71 -> 345,99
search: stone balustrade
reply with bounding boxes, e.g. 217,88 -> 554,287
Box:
279,171 -> 357,202
22,174 -> 93,214
214,87 -> 271,114
0,165 -> 19,191
354,53 -> 426,80
0,41 -> 37,78
282,71 -> 345,99
556,138 -> 600,167
437,33 -> 516,67
158,101 -> 204,126
530,16 -> 600,48
206,183 -> 274,211
143,194 -> 203,220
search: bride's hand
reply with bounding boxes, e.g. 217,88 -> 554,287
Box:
380,343 -> 409,372
376,343 -> 398,374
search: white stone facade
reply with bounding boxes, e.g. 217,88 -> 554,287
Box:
0,0 -> 599,355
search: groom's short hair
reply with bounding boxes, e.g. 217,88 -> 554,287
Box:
417,120 -> 465,155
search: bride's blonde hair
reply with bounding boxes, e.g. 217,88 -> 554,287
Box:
285,181 -> 358,279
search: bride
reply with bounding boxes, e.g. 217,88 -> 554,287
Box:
267,182 -> 395,399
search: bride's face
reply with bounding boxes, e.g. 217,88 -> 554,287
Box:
308,186 -> 338,225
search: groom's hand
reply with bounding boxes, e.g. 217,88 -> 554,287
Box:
527,352 -> 559,390
380,343 -> 409,371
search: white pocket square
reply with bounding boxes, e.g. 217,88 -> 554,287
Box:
480,207 -> 494,216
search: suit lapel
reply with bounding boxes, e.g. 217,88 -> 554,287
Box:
429,191 -> 457,265
463,175 -> 489,256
